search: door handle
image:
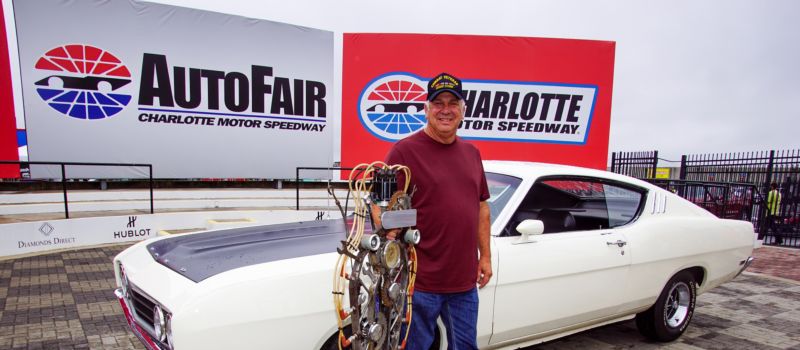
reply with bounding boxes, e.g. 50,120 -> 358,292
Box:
606,240 -> 627,248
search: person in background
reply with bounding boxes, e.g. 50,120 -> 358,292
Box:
766,182 -> 782,244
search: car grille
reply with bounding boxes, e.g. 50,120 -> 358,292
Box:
129,286 -> 156,329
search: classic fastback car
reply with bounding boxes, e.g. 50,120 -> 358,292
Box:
113,161 -> 755,349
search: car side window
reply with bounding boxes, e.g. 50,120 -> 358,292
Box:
604,184 -> 644,228
502,176 -> 645,236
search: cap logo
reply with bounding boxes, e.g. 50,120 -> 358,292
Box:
431,75 -> 459,90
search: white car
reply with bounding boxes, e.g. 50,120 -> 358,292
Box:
113,161 -> 755,350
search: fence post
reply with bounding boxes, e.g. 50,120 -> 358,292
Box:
149,165 -> 154,214
679,155 -> 687,180
677,155 -> 687,197
766,150 -> 775,189
651,151 -> 659,179
61,164 -> 69,219
296,167 -> 300,210
610,152 -> 616,173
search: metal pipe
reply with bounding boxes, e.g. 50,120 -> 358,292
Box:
149,165 -> 154,214
61,164 -> 69,219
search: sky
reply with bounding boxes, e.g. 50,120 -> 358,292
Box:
5,0 -> 799,163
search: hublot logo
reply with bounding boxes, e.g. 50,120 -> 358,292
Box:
127,216 -> 137,228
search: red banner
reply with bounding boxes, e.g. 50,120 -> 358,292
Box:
342,34 -> 615,171
0,4 -> 20,178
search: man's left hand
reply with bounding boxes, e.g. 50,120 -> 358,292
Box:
477,255 -> 492,288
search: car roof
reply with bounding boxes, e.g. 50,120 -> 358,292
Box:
483,160 -> 654,190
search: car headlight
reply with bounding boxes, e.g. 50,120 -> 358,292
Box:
153,305 -> 166,342
166,313 -> 174,347
119,263 -> 130,298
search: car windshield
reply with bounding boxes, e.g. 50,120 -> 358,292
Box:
486,172 -> 522,225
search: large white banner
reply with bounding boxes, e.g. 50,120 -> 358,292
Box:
13,0 -> 333,179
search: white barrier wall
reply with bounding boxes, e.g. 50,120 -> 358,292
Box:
13,0 -> 333,179
0,210 -> 341,258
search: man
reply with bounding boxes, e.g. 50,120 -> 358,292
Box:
766,182 -> 782,244
385,72 -> 491,349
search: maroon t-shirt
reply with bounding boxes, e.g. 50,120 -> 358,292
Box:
386,131 -> 490,293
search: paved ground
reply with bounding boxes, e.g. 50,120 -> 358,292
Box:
0,245 -> 138,350
0,245 -> 798,350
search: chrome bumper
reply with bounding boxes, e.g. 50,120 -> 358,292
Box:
116,288 -> 165,350
734,256 -> 755,278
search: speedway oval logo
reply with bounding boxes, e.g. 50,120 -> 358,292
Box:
34,44 -> 132,120
358,73 -> 428,141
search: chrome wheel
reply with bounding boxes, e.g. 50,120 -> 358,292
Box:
636,271 -> 697,342
664,282 -> 691,328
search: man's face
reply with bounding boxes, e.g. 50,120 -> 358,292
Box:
425,92 -> 464,137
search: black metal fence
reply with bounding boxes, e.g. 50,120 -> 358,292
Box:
648,179 -> 759,220
610,150 -> 659,180
611,150 -> 800,248
0,160 -> 154,219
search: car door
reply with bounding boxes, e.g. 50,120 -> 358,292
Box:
488,176 -> 645,345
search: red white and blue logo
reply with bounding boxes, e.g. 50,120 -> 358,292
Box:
358,72 -> 427,141
34,44 -> 132,120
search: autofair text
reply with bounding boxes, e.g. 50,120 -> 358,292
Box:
138,54 -> 327,118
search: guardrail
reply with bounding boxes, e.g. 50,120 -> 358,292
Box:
295,166 -> 353,210
0,160 -> 154,219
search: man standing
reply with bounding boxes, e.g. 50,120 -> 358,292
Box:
766,182 -> 782,244
385,72 -> 491,349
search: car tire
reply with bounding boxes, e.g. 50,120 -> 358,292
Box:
635,271 -> 697,342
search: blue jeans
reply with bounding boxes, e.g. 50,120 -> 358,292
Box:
405,288 -> 479,350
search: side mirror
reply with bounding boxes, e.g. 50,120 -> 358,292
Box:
514,219 -> 544,245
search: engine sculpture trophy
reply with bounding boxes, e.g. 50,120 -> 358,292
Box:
332,162 -> 420,350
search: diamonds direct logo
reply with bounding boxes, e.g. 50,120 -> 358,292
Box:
358,73 -> 428,141
34,44 -> 132,120
38,222 -> 54,236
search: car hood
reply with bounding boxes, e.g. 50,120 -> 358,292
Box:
147,218 -> 348,283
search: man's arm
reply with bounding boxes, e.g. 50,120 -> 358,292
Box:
477,201 -> 492,288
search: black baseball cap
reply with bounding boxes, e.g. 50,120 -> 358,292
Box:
427,72 -> 464,101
